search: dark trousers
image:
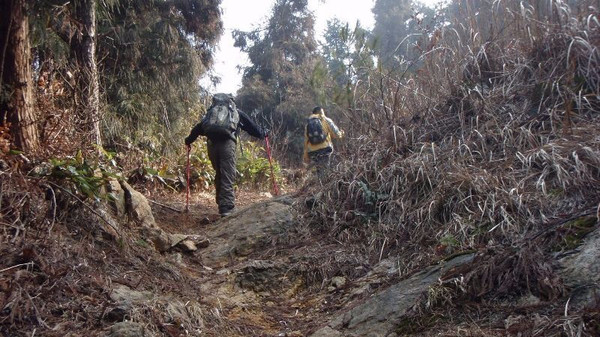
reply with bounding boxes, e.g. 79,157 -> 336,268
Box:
207,138 -> 237,214
308,146 -> 333,181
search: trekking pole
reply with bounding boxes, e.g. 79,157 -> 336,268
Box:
264,136 -> 280,196
185,144 -> 191,212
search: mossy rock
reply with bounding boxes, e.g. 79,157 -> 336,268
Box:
554,215 -> 598,251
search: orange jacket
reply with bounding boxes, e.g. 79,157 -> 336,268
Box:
303,113 -> 344,163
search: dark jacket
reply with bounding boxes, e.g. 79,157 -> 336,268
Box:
185,110 -> 265,145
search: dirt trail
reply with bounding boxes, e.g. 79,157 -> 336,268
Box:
151,189 -> 328,336
1,186 -> 339,337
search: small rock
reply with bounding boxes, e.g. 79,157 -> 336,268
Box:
196,237 -> 210,249
288,331 -> 303,337
31,162 -> 52,176
107,179 -> 126,216
517,293 -> 541,307
179,239 -> 197,252
169,234 -> 189,247
331,276 -> 346,289
104,307 -> 127,322
110,285 -> 153,312
108,321 -> 145,337
170,252 -> 184,266
216,269 -> 230,276
505,314 -> 531,334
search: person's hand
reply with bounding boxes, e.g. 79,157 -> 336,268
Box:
184,136 -> 192,146
263,128 -> 269,139
186,143 -> 191,151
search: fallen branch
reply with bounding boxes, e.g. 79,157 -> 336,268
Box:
149,199 -> 183,213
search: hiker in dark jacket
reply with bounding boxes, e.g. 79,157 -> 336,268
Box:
185,94 -> 266,217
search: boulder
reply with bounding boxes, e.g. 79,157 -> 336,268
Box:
108,285 -> 204,332
94,205 -> 121,240
235,260 -> 281,293
559,227 -> 600,287
107,179 -> 126,217
121,181 -> 155,228
120,181 -> 171,252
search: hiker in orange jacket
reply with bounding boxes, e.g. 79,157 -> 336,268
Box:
303,106 -> 344,169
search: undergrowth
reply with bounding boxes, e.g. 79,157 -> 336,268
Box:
298,1 -> 600,334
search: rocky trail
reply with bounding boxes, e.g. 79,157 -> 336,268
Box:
104,185 -> 600,337
150,191 -> 317,336
2,182 -> 599,337
100,186 -> 449,337
102,188 -> 337,337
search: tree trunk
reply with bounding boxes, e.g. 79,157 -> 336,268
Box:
0,0 -> 39,152
72,0 -> 102,148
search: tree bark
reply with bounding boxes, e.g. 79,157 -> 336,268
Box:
0,0 -> 39,152
72,0 -> 102,148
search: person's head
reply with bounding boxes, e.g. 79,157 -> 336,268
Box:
312,106 -> 323,115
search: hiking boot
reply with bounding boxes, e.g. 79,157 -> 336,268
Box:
220,208 -> 235,217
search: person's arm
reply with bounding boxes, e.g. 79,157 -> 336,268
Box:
324,116 -> 344,139
303,126 -> 310,163
185,122 -> 205,145
238,110 -> 266,139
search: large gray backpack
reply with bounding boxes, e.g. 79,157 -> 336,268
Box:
201,93 -> 240,139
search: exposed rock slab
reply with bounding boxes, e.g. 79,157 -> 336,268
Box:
558,226 -> 600,309
559,227 -> 600,287
200,196 -> 295,267
310,253 -> 475,337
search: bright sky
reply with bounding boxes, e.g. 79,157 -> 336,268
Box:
202,0 -> 444,94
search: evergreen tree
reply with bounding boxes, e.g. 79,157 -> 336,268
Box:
99,0 -> 222,153
234,0 -> 318,163
29,0 -> 222,154
372,0 -> 436,70
321,19 -> 374,107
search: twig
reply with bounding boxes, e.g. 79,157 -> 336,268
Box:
148,199 -> 183,213
0,262 -> 34,274
44,184 -> 57,235
26,292 -> 51,329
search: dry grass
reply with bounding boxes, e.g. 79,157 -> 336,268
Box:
298,0 -> 600,322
